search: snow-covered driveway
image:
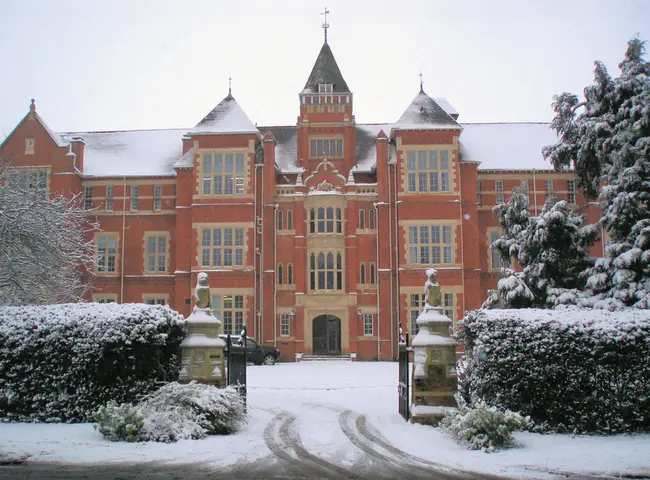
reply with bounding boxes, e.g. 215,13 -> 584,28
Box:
1,362 -> 649,479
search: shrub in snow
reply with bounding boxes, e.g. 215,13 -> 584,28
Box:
440,400 -> 529,452
94,402 -> 146,442
459,308 -> 650,434
0,303 -> 185,422
94,382 -> 246,443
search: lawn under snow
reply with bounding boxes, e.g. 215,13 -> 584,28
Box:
1,362 -> 649,479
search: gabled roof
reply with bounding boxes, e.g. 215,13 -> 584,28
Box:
0,106 -> 68,151
392,91 -> 461,133
190,93 -> 258,136
173,147 -> 194,169
302,43 -> 350,94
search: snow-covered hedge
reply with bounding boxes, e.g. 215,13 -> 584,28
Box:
0,303 -> 185,422
95,382 -> 246,442
459,308 -> 650,434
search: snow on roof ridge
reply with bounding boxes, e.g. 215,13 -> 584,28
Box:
191,94 -> 258,135
61,127 -> 189,135
461,121 -> 551,126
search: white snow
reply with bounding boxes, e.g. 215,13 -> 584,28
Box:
173,147 -> 194,168
460,123 -> 559,171
1,362 -> 648,478
60,129 -> 186,177
179,334 -> 226,348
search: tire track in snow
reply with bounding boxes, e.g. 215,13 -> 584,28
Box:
315,403 -> 502,480
263,410 -> 365,479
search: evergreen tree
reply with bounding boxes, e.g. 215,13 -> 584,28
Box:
519,198 -> 596,304
491,186 -> 531,263
544,37 -> 650,308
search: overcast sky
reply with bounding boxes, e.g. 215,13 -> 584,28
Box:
1,0 -> 649,135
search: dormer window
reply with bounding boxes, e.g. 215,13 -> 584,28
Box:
318,84 -> 333,93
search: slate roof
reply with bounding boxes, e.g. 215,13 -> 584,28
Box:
190,94 -> 258,136
392,91 -> 462,132
302,43 -> 350,94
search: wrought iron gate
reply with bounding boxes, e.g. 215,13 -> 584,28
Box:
226,335 -> 247,409
398,333 -> 410,421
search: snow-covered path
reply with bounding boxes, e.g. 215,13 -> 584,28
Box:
1,362 -> 649,479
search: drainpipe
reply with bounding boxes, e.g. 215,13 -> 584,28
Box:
387,161 -> 394,359
459,173 -> 466,320
260,165 -> 264,345
532,169 -> 538,215
373,203 -> 381,361
254,164 -> 261,341
120,177 -> 127,303
273,203 -> 279,348
393,164 -> 401,335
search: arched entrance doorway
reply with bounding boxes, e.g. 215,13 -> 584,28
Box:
312,314 -> 341,355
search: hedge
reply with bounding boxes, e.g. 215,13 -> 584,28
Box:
0,303 -> 185,422
458,307 -> 650,434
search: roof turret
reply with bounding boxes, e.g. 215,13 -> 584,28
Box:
190,93 -> 258,136
302,43 -> 350,94
392,91 -> 461,133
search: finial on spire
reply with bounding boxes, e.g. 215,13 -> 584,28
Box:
419,71 -> 423,93
228,75 -> 232,97
30,98 -> 36,113
321,7 -> 330,43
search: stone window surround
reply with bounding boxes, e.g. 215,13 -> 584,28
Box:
93,293 -> 119,303
142,293 -> 169,305
192,222 -> 252,271
398,142 -> 458,195
401,220 -> 459,267
209,288 -> 251,336
194,142 -> 254,199
309,136 -> 344,159
143,231 -> 170,274
7,166 -> 50,199
94,232 -> 120,276
308,249 -> 345,292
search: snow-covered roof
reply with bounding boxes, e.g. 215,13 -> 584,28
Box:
433,98 -> 458,118
302,43 -> 350,94
173,147 -> 194,168
60,129 -> 186,177
392,91 -> 461,132
354,124 -> 393,172
460,123 -> 558,171
190,94 -> 258,136
259,126 -> 299,172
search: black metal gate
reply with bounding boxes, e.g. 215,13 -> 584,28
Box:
398,333 -> 410,421
226,335 -> 247,409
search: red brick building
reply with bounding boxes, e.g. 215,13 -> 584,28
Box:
0,39 -> 603,361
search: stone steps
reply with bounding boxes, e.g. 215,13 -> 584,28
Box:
299,355 -> 352,362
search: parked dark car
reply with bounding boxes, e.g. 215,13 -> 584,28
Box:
220,335 -> 280,365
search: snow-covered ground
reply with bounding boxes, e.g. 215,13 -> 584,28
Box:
1,362 -> 649,479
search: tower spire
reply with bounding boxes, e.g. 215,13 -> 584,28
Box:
321,7 -> 330,43
419,71 -> 423,93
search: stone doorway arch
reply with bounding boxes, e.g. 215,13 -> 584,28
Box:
312,314 -> 341,355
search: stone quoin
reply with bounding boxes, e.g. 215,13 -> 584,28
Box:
0,27 -> 603,362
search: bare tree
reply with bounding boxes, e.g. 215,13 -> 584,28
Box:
0,159 -> 98,305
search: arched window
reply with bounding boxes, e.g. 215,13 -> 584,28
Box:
287,210 -> 293,230
336,208 -> 342,233
277,210 -> 284,230
277,263 -> 283,284
309,208 -> 315,233
359,210 -> 366,229
370,263 -> 376,284
287,263 -> 293,284
369,209 -> 376,229
310,251 -> 343,291
360,263 -> 366,284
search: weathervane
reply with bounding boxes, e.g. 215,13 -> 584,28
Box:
321,7 -> 330,43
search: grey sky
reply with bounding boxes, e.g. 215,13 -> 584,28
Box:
1,0 -> 649,135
